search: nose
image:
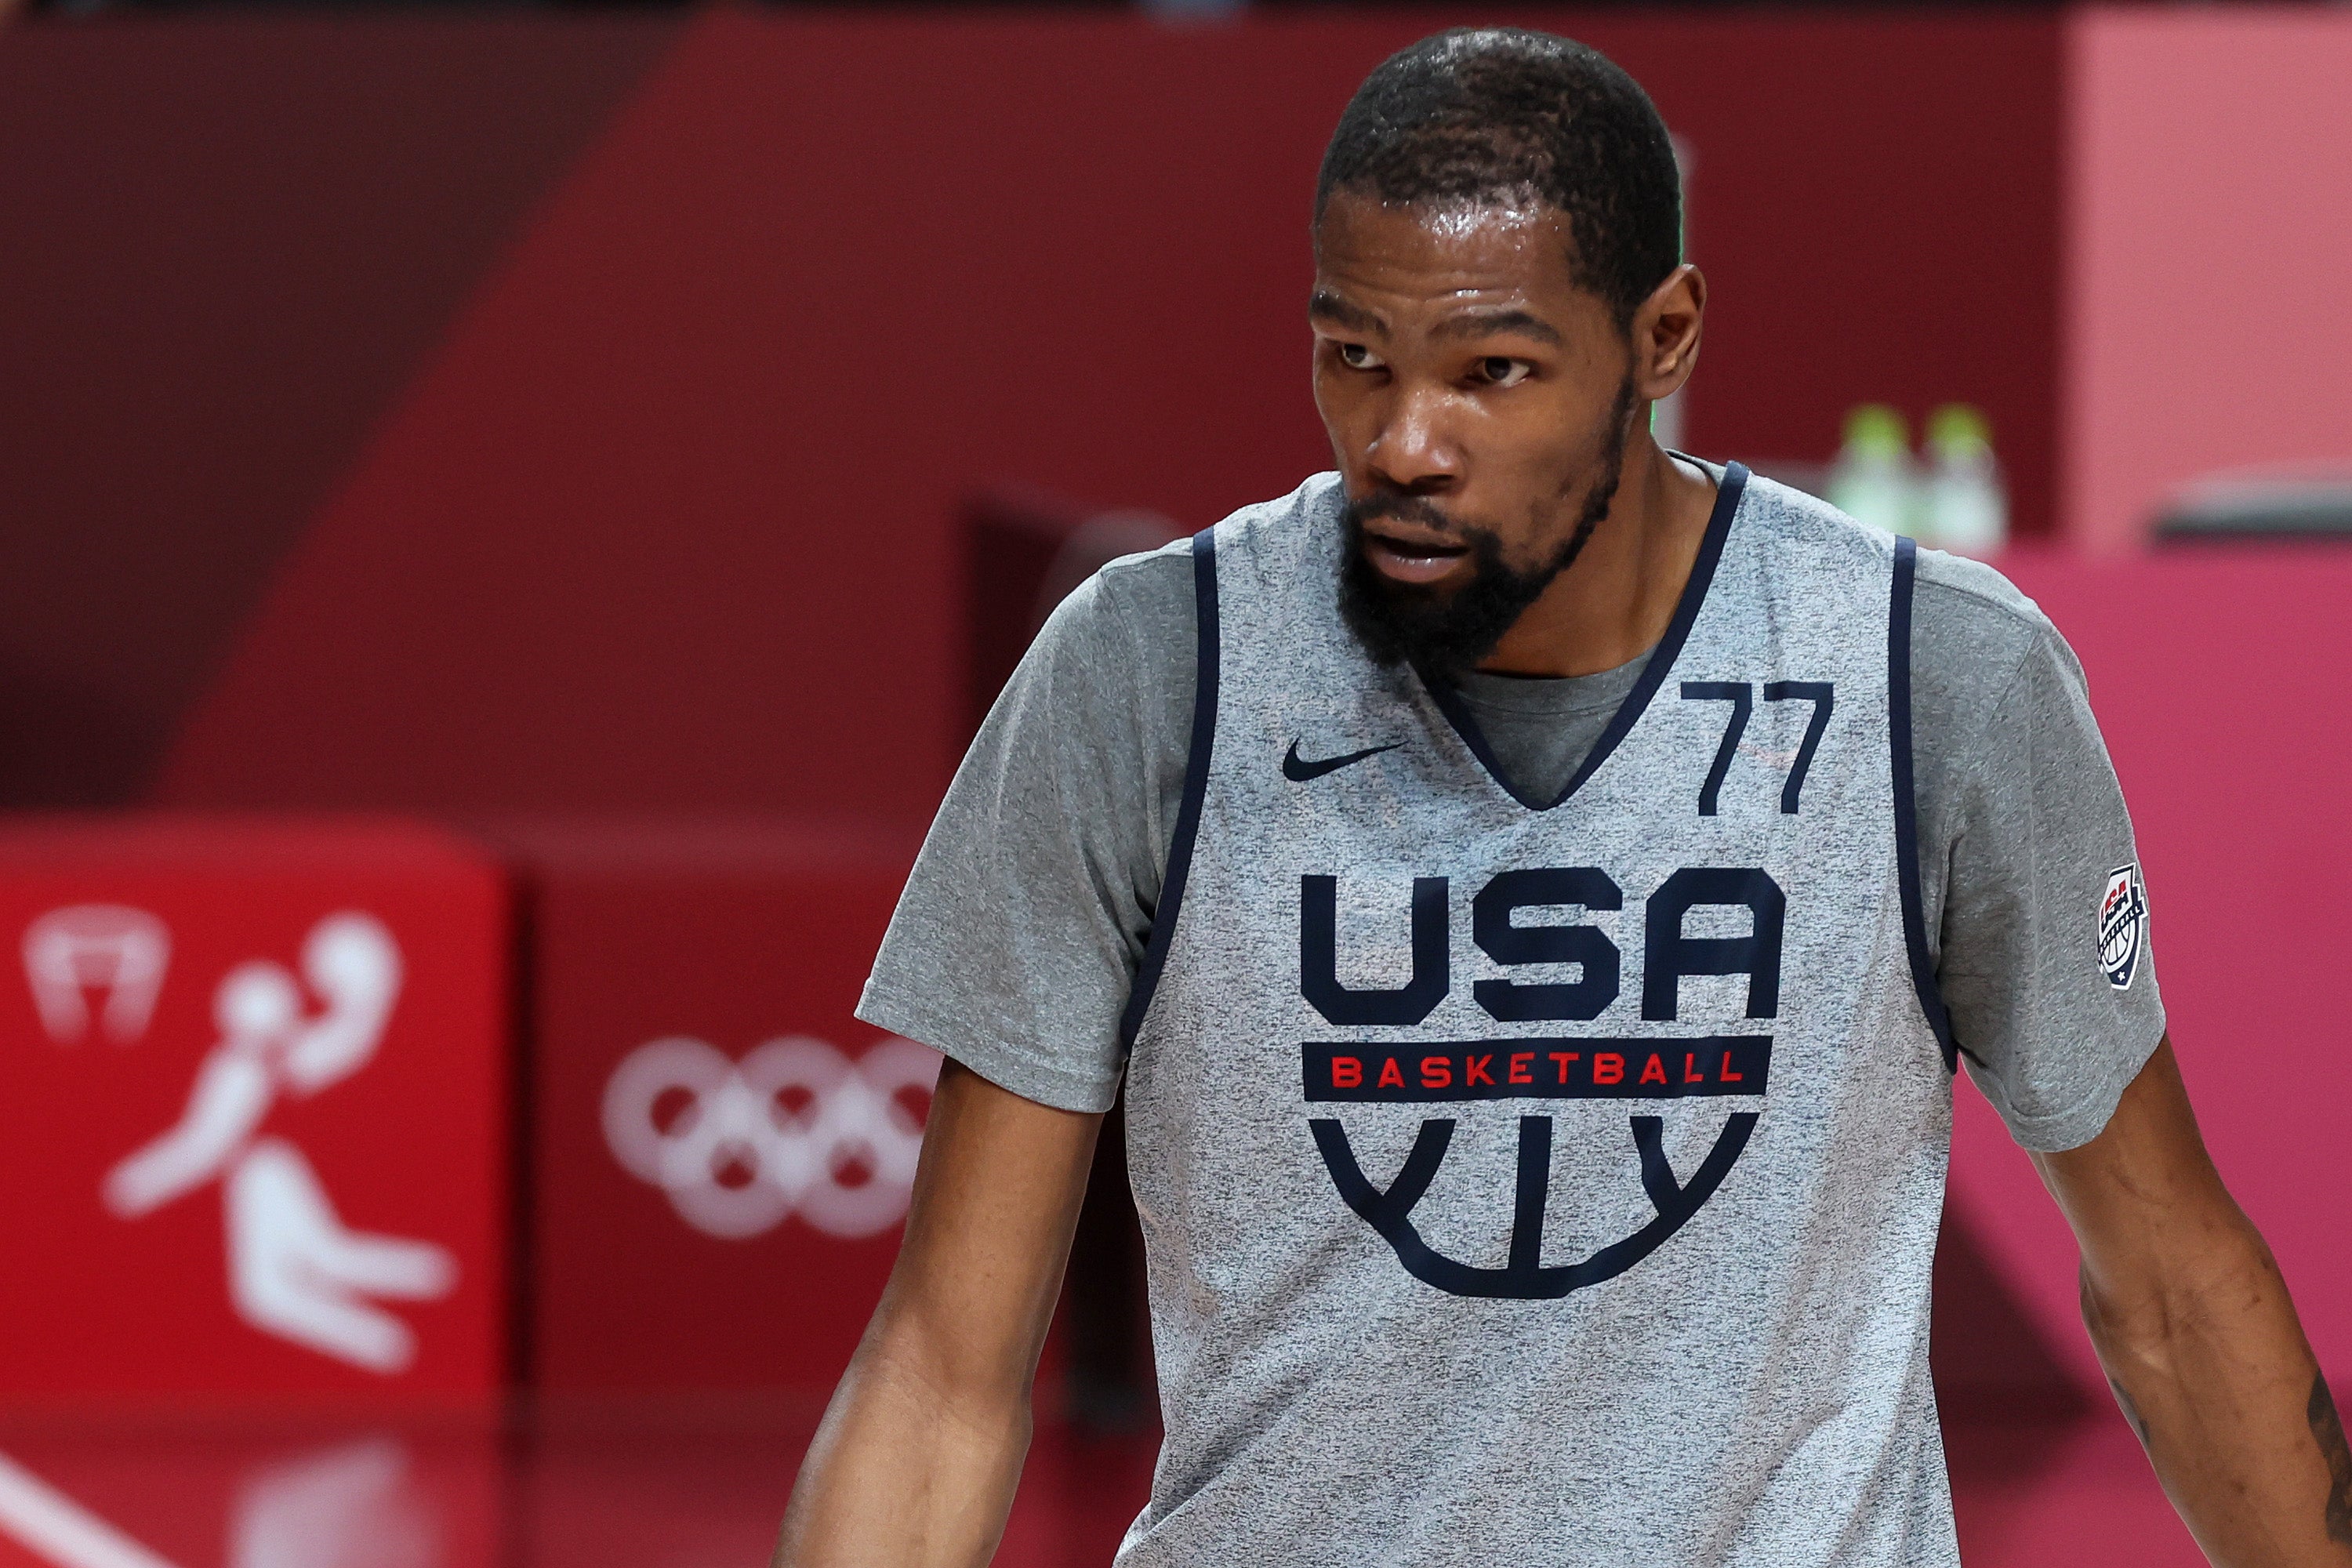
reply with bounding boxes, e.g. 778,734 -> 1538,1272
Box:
1365,384 -> 1461,495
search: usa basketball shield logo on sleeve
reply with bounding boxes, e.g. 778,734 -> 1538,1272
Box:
2097,863 -> 2149,990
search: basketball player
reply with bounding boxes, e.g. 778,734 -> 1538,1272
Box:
778,30 -> 2350,1566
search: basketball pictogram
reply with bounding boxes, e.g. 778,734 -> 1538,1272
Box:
100,911 -> 457,1374
602,1035 -> 938,1240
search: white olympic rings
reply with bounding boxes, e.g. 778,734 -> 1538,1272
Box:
602,1035 -> 938,1240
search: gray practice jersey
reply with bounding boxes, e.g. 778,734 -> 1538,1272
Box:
860,463 -> 2167,1563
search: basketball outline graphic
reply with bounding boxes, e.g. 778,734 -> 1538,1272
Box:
2097,863 -> 2148,991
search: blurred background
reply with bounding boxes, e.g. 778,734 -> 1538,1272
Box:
0,2 -> 2347,1563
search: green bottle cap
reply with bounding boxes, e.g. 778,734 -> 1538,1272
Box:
1842,404 -> 1908,457
1926,404 -> 1991,457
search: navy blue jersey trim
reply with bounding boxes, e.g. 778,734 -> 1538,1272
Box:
1120,528 -> 1220,1051
1423,460 -> 1750,813
1889,535 -> 1966,1073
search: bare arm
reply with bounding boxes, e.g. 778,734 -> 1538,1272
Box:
2034,1036 -> 2351,1564
774,1058 -> 1102,1568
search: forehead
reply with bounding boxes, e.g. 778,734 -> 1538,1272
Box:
1312,191 -> 1586,310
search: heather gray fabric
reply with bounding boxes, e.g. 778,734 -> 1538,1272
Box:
860,474 -> 2165,1153
1101,466 -> 1958,1563
858,463 -> 2172,1563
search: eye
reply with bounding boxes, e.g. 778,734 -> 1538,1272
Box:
1476,356 -> 1533,388
1336,342 -> 1385,372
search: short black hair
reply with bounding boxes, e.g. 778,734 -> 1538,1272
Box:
1316,28 -> 1682,328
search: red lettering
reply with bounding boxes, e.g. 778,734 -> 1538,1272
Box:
1508,1052 -> 1534,1084
1377,1057 -> 1405,1090
1595,1053 -> 1624,1084
1549,1051 -> 1581,1083
1421,1057 -> 1451,1089
1719,1051 -> 1744,1083
1684,1052 -> 1704,1084
1332,1056 -> 1363,1089
1465,1054 -> 1495,1087
1639,1053 -> 1668,1085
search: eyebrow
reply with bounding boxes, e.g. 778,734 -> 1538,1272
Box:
1308,290 -> 1383,333
1429,307 -> 1564,347
1307,292 -> 1565,349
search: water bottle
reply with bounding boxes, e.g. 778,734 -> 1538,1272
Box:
1824,405 -> 1917,535
1920,404 -> 2007,557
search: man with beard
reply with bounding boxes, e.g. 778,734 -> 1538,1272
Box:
777,27 -> 2348,1567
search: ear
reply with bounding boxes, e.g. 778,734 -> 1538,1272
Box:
1631,264 -> 1704,404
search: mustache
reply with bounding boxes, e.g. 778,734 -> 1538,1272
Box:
1344,490 -> 1459,535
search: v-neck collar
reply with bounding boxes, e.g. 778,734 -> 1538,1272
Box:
1419,460 -> 1749,813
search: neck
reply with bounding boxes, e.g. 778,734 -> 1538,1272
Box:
1475,436 -> 1719,678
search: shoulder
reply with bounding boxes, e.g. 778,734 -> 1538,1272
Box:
1203,471 -> 1347,593
1733,472 -> 1901,606
1044,468 -> 1349,717
1027,539 -> 1196,808
1911,546 -> 2076,709
1208,470 -> 1345,546
1067,535 -> 1196,678
1740,471 -> 1890,554
1915,547 -> 2058,652
1087,532 -> 1196,603
1726,470 -> 2072,760
1737,470 -> 2062,688
1905,549 -> 2102,824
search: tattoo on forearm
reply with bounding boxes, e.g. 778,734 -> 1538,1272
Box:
2308,1374 -> 2352,1546
2107,1375 -> 2151,1447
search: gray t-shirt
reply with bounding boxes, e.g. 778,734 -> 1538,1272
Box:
861,495 -> 2164,1155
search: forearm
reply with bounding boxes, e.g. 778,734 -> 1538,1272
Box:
2038,1040 -> 2351,1564
2077,1192 -> 2350,1562
771,1060 -> 1101,1568
774,1326 -> 1032,1568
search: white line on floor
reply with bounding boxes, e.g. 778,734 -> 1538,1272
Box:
0,1452 -> 180,1568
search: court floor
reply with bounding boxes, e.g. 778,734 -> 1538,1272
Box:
0,1406 -> 2201,1566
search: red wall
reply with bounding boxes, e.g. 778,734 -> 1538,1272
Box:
0,9 -> 2060,818
2062,8 -> 2352,552
0,13 -> 682,807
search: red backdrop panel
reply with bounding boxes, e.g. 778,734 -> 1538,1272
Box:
520,822 -> 929,1393
0,818 -> 510,1403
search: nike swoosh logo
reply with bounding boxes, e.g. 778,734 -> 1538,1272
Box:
1283,739 -> 1403,782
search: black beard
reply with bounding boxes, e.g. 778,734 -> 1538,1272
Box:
1337,378 -> 1639,679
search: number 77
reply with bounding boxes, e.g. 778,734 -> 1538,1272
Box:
1679,681 -> 1836,815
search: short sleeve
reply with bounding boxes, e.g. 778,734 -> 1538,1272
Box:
1916,558 -> 2167,1152
854,544 -> 1196,1112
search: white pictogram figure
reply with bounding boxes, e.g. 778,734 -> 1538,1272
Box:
103,962 -> 296,1218
102,913 -> 456,1374
604,1035 -> 937,1240
22,906 -> 170,1044
227,1139 -> 456,1375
